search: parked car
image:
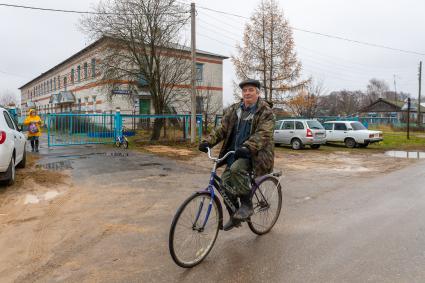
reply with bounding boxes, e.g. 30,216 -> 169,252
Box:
274,119 -> 327,150
322,121 -> 383,148
0,106 -> 26,185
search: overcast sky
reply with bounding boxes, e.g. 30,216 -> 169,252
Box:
1,0 -> 424,106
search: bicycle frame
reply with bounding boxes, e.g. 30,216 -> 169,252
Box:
193,148 -> 283,231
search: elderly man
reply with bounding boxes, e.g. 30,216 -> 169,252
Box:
199,79 -> 275,230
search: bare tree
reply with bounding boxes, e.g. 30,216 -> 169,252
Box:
0,90 -> 18,107
285,79 -> 325,118
366,78 -> 390,103
318,90 -> 364,116
232,0 -> 308,103
81,0 -> 191,140
196,83 -> 222,134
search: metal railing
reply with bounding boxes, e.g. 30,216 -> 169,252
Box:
121,114 -> 203,143
47,113 -> 116,147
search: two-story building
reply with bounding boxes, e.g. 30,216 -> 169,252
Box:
19,36 -> 227,116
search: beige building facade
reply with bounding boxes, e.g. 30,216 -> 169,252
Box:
19,37 -> 227,116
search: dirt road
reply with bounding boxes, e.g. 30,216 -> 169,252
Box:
0,145 -> 417,282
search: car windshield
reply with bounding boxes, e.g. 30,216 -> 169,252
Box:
350,122 -> 367,130
307,120 -> 324,129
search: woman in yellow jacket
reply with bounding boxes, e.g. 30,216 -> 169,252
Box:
24,109 -> 42,152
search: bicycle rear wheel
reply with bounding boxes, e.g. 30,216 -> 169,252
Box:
169,192 -> 220,268
248,176 -> 282,235
123,137 -> 129,149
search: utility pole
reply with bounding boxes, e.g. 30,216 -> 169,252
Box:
418,61 -> 422,126
393,74 -> 397,101
407,97 -> 411,140
190,2 -> 197,143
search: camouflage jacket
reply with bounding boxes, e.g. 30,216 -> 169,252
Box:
204,98 -> 275,177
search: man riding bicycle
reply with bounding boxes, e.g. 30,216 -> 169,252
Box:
199,79 -> 275,231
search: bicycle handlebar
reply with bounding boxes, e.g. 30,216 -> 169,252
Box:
207,147 -> 235,163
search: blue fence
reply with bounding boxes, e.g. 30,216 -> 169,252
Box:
46,112 -> 203,147
47,113 -> 116,147
121,114 -> 203,143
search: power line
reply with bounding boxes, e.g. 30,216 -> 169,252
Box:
0,3 -> 189,15
3,2 -> 423,56
292,27 -> 425,56
197,16 -> 417,77
193,4 -> 425,56
197,33 -> 234,52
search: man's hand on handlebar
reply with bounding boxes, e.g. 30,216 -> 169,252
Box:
234,146 -> 251,160
198,141 -> 210,153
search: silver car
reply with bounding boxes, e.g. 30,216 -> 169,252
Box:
274,119 -> 327,150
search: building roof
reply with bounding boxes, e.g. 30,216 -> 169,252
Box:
19,36 -> 228,90
360,97 -> 425,113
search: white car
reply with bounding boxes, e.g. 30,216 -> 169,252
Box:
323,121 -> 383,148
274,119 -> 327,149
0,107 -> 26,185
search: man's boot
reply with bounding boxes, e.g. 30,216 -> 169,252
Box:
35,140 -> 39,153
30,140 -> 35,152
223,195 -> 241,231
233,194 -> 254,220
223,216 -> 241,231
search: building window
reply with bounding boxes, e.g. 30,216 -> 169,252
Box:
77,65 -> 81,82
71,68 -> 75,84
63,76 -> 67,91
84,97 -> 89,113
77,98 -> 81,112
58,76 -> 61,89
92,95 -> 97,112
196,63 -> 204,82
91,58 -> 96,78
84,62 -> 88,79
54,77 -> 56,91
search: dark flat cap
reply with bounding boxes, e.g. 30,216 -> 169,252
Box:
239,79 -> 261,89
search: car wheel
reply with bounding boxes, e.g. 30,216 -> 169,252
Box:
1,157 -> 16,186
345,138 -> 356,148
310,144 -> 321,149
291,138 -> 303,150
17,149 -> 26,168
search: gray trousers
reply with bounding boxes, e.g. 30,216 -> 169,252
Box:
221,158 -> 252,198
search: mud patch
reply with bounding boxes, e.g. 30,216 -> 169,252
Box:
141,145 -> 199,160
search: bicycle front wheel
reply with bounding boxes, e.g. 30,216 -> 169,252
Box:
169,192 -> 220,268
248,176 -> 282,235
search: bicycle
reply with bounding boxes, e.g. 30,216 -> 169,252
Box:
115,127 -> 129,149
169,147 -> 282,268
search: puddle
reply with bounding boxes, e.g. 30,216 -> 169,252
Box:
44,190 -> 60,201
385,151 -> 425,159
106,152 -> 129,157
24,194 -> 40,204
24,190 -> 60,205
139,163 -> 162,167
36,160 -> 73,171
